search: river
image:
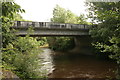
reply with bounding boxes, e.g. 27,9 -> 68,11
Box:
40,48 -> 117,79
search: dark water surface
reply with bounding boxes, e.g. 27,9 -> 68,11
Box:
41,48 -> 117,79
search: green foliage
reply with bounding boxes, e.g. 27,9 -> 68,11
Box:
87,2 -> 120,79
47,37 -> 75,51
2,18 -> 16,48
13,13 -> 25,21
36,37 -> 48,46
2,2 -> 25,20
77,14 -> 89,24
2,36 -> 44,79
51,5 -> 87,24
15,37 -> 43,78
2,2 -> 25,48
2,2 -> 47,79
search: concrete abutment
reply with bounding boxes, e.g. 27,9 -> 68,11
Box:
69,36 -> 93,55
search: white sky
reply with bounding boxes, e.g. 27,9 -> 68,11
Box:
15,0 -> 88,22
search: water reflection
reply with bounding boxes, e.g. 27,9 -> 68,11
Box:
40,48 -> 117,79
40,48 -> 55,75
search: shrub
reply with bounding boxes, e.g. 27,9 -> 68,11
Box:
47,37 -> 75,51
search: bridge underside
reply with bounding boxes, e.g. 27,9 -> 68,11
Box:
14,28 -> 90,37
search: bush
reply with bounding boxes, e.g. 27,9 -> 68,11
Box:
36,37 -> 48,46
47,37 -> 75,51
2,36 -> 47,79
13,36 -> 43,78
2,2 -> 47,79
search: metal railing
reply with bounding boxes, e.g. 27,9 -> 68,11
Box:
13,21 -> 92,29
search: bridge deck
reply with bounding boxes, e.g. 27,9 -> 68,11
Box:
12,21 -> 91,36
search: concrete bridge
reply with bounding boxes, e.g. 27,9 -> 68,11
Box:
12,21 -> 93,55
12,21 -> 92,36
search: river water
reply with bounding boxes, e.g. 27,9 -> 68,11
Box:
40,48 -> 117,79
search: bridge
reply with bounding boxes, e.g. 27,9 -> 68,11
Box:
12,21 -> 92,36
12,21 -> 93,55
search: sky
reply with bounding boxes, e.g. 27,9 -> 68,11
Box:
15,0 -> 88,22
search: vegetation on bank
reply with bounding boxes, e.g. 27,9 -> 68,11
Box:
36,37 -> 48,47
47,37 -> 75,51
87,2 -> 120,79
1,2 -> 47,79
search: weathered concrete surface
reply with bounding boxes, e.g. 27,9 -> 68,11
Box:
69,36 -> 93,55
14,28 -> 89,36
12,21 -> 91,36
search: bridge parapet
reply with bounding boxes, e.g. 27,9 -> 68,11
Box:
13,21 -> 92,30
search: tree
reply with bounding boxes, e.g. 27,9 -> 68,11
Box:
51,5 -> 66,23
51,5 -> 87,24
87,2 -> 120,79
77,14 -> 89,24
2,2 -> 25,48
1,2 -> 46,79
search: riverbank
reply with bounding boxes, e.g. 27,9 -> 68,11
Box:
2,68 -> 20,79
39,44 -> 49,48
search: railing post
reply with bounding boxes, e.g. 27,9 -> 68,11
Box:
84,24 -> 85,29
32,22 -> 35,27
17,21 -> 21,27
39,22 -> 43,27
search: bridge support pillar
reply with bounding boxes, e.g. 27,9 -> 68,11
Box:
69,36 -> 93,55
